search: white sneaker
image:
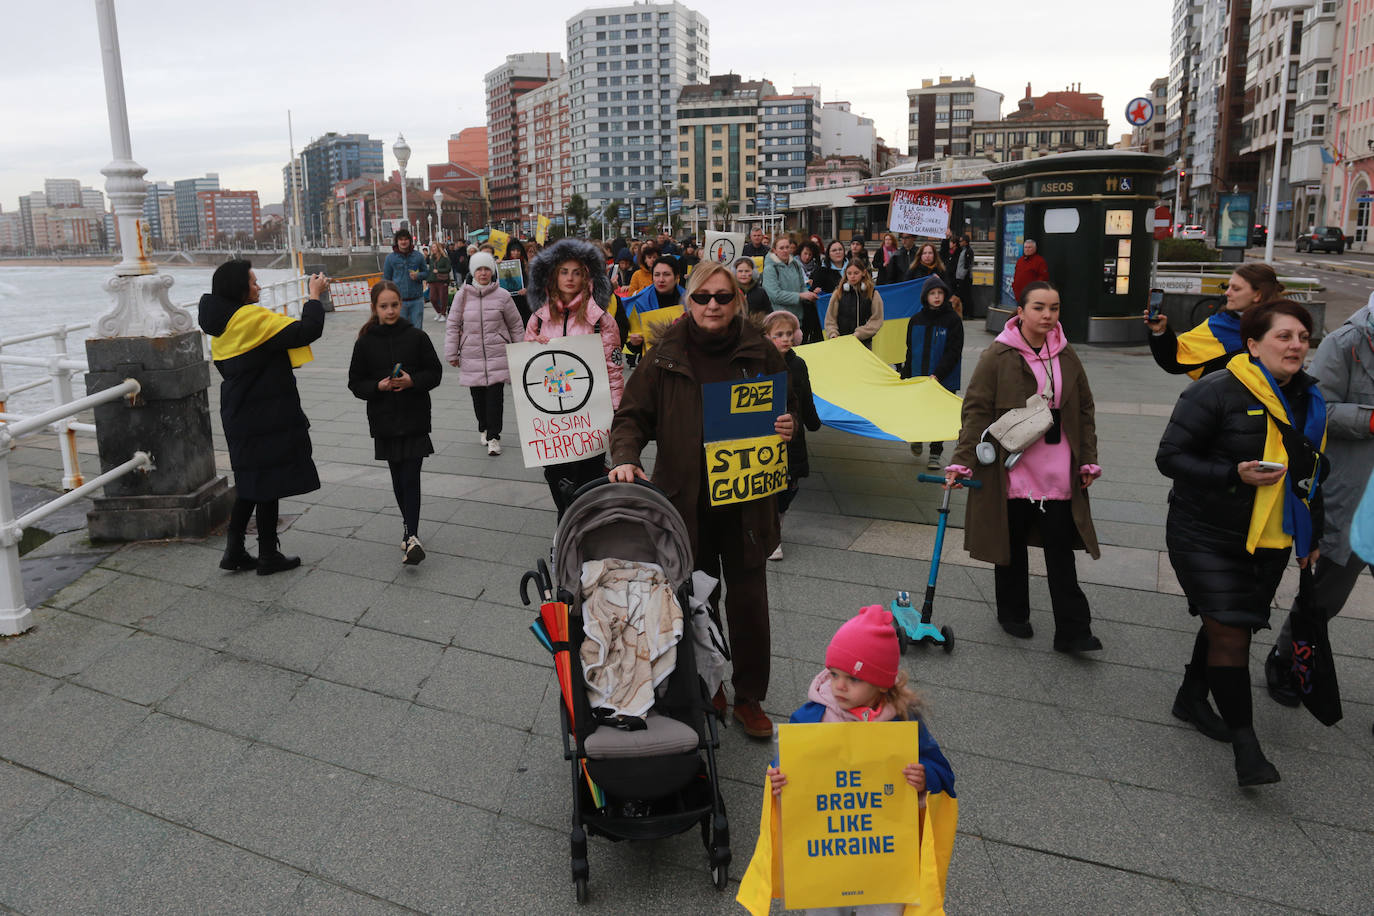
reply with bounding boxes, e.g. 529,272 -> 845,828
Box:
478,431 -> 489,445
403,535 -> 426,565
487,439 -> 502,456
768,545 -> 783,561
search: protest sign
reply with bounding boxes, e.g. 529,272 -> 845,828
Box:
507,334 -> 613,468
701,373 -> 787,506
777,721 -> 923,910
327,279 -> 372,309
536,215 -> 551,244
705,231 -> 747,264
889,190 -> 952,239
497,259 -> 524,294
488,229 -> 511,259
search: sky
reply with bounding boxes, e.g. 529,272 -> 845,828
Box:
0,0 -> 1172,210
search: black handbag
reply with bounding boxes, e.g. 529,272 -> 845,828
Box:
1289,567 -> 1343,726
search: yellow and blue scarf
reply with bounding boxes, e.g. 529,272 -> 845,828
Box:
209,304 -> 313,368
1176,309 -> 1244,379
1226,354 -> 1327,557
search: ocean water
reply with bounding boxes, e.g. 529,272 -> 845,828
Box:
0,264 -> 296,413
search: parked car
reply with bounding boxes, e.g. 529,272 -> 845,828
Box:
1296,226 -> 1345,254
1179,225 -> 1207,240
1250,224 -> 1268,246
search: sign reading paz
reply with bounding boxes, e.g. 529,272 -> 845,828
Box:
701,373 -> 788,506
778,721 -> 923,910
507,334 -> 613,468
888,190 -> 952,239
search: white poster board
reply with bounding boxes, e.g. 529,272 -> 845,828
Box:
889,190 -> 952,239
704,231 -> 747,264
506,333 -> 613,468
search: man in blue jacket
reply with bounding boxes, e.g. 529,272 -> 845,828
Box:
382,227 -> 429,327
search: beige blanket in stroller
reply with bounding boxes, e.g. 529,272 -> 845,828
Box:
579,558 -> 684,719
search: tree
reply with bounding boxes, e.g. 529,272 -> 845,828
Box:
713,197 -> 735,231
567,194 -> 589,235
602,200 -> 622,236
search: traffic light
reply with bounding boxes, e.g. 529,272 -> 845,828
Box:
1180,169 -> 1187,180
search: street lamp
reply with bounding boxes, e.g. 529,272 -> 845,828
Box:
393,133 -> 411,229
433,187 -> 443,243
1265,0 -> 1317,263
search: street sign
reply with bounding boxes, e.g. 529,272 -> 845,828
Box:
1153,205 -> 1173,240
1125,97 -> 1154,127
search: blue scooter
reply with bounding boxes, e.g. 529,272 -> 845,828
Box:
891,473 -> 982,655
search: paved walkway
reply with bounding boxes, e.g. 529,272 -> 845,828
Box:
3,309 -> 1372,915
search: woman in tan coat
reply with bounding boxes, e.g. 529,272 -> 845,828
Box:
823,262 -> 885,347
946,282 -> 1104,653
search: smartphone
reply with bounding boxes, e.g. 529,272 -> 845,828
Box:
391,363 -> 403,379
1255,460 -> 1285,471
1147,288 -> 1164,320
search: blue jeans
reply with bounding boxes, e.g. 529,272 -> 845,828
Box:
402,298 -> 425,327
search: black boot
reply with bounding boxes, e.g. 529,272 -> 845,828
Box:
1264,646 -> 1301,708
218,530 -> 257,572
1171,668 -> 1231,742
1231,727 -> 1280,787
256,537 -> 301,576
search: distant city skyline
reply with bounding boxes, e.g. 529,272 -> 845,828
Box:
1,0 -> 1171,209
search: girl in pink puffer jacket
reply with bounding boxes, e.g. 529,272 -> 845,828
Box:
444,252 -> 524,456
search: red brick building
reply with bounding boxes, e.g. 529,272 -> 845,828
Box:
197,190 -> 261,244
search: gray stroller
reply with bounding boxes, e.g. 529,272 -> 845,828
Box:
519,478 -> 731,904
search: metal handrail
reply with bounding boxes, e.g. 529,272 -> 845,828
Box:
1,379 -> 140,442
9,451 -> 152,535
0,322 -> 97,490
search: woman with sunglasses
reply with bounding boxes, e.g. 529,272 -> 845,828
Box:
610,262 -> 798,739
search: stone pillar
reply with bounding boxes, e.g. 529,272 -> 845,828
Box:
84,322 -> 232,541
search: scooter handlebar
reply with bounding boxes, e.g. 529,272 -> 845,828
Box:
916,473 -> 982,488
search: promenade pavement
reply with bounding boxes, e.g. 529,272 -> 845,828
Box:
3,308 -> 1372,915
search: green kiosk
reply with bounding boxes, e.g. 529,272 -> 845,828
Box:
987,150 -> 1168,343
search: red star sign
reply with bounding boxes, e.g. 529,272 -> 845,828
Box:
1129,101 -> 1150,124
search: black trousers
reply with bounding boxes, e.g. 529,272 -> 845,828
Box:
388,457 -> 423,539
470,383 -> 505,440
695,504 -> 771,703
994,498 -> 1092,640
228,497 -> 279,546
543,454 -> 607,519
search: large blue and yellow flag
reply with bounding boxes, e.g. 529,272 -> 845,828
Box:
619,284 -> 685,349
816,276 -> 929,366
795,335 -> 962,442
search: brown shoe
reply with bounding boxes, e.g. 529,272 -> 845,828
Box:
711,686 -> 728,717
732,700 -> 774,738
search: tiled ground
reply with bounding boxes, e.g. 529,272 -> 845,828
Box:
4,309 -> 1372,914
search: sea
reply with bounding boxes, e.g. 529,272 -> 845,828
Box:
0,264 -> 297,414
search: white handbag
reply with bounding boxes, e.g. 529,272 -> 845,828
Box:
985,375 -> 1054,454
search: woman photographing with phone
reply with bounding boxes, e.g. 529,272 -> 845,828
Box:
1155,300 -> 1327,786
1145,262 -> 1283,378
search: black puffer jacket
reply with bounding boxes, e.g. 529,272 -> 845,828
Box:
1156,368 -> 1324,547
346,319 -> 443,440
784,349 -> 822,478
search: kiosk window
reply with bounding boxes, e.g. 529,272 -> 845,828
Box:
1042,208 -> 1080,234
1105,210 -> 1133,235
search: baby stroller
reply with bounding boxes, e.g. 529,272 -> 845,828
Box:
519,477 -> 731,904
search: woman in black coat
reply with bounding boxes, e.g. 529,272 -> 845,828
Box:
1156,300 -> 1328,787
348,280 -> 444,565
198,260 -> 326,575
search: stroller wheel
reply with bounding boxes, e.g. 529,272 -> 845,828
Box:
574,876 -> 589,904
941,625 -> 955,654
712,863 -> 730,891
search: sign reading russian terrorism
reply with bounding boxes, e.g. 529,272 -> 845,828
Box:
507,334 -> 613,468
777,721 -> 923,910
701,373 -> 788,506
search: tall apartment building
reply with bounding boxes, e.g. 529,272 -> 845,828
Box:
516,74 -> 574,225
1241,1 -> 1306,240
1164,0 -> 1201,218
295,133 -> 385,243
971,84 -> 1110,162
485,53 -> 563,225
905,76 -> 1004,160
174,174 -> 219,246
820,100 -> 879,167
143,182 -> 174,243
0,212 -> 22,252
675,73 -> 773,217
760,91 -> 821,206
447,127 -> 490,175
18,192 -> 46,249
198,190 -> 261,243
1189,0 -> 1256,231
1332,0 -> 1374,242
1130,78 -> 1170,153
43,178 -> 82,207
1288,1 -> 1339,234
565,2 -> 710,213
80,187 -> 105,209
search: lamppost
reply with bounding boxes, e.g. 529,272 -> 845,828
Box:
393,133 -> 411,230
1265,0 -> 1317,263
433,187 -> 443,244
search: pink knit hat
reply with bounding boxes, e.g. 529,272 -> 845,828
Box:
825,605 -> 899,688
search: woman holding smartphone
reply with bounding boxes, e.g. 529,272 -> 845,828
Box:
1145,262 -> 1283,378
1155,300 -> 1327,786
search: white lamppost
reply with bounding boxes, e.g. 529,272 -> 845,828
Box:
433,187 -> 443,243
1265,0 -> 1317,263
393,133 -> 411,230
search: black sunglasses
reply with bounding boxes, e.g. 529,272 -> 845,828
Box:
690,291 -> 735,305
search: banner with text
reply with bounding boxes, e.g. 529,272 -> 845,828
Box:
507,334 -> 613,468
702,373 -> 788,506
778,721 -> 923,911
488,229 -> 511,259
889,190 -> 952,239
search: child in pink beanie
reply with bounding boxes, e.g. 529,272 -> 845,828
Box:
767,605 -> 955,803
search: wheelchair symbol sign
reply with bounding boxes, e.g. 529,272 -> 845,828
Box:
522,349 -> 594,414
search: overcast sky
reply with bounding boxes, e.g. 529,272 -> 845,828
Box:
1,0 -> 1171,210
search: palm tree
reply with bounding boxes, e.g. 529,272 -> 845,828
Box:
713,197 -> 735,232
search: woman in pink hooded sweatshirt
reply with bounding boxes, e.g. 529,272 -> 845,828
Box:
946,281 -> 1104,654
